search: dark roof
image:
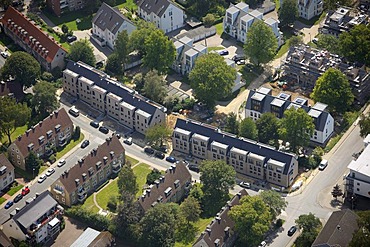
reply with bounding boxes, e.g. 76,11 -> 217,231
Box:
1,7 -> 67,63
0,81 -> 24,101
58,136 -> 124,193
137,161 -> 192,212
193,190 -> 248,247
312,209 -> 359,247
0,154 -> 14,173
92,3 -> 134,35
137,0 -> 172,17
65,61 -> 166,124
175,118 -> 297,175
12,108 -> 73,157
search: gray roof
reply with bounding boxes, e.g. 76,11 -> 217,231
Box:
71,227 -> 101,247
92,3 -> 134,35
137,0 -> 171,17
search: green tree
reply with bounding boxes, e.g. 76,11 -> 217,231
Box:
61,24 -> 69,34
239,118 -> 258,140
117,164 -> 139,197
129,20 -> 157,55
295,213 -> 322,247
143,30 -> 176,73
114,30 -> 130,66
202,13 -> 215,27
278,108 -> 315,153
349,211 -> 370,247
1,51 -> 41,88
145,123 -> 172,147
25,151 -> 43,174
180,196 -> 201,224
68,39 -> 96,66
311,68 -> 354,113
32,81 -> 59,118
331,184 -> 343,201
278,0 -> 298,27
189,53 -> 236,107
0,0 -> 12,8
73,126 -> 81,140
200,160 -> 236,216
146,168 -> 161,185
229,195 -> 272,246
311,146 -> 324,167
133,73 -> 144,93
359,113 -> 370,137
244,20 -> 277,67
324,0 -> 350,10
260,190 -> 287,221
317,34 -> 340,54
0,97 -> 31,144
256,113 -> 280,145
244,0 -> 264,8
189,183 -> 204,204
289,35 -> 303,47
225,112 -> 239,135
105,53 -> 124,76
143,70 -> 167,103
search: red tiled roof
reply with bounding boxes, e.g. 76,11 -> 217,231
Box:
1,7 -> 67,63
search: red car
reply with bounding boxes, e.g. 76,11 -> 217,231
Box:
21,186 -> 30,196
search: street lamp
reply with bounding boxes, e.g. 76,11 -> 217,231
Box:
32,168 -> 35,178
309,32 -> 312,43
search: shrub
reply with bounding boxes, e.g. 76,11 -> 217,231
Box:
65,205 -> 110,231
73,126 -> 81,140
48,154 -> 56,163
146,169 -> 161,185
107,195 -> 118,212
276,218 -> 284,228
41,72 -> 54,82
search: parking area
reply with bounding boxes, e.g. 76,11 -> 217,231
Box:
46,217 -> 87,247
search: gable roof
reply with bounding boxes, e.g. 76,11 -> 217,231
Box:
0,154 -> 14,173
1,7 -> 67,63
193,190 -> 248,247
137,0 -> 173,17
58,135 -> 124,193
312,209 -> 359,247
92,3 -> 135,35
12,108 -> 73,157
137,161 -> 191,212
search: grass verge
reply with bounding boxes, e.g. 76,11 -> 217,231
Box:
81,194 -> 100,214
56,133 -> 84,159
0,197 -> 6,205
324,134 -> 344,153
126,155 -> 139,166
215,22 -> 223,35
7,184 -> 24,196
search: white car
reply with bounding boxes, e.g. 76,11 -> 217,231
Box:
1,51 -> 9,58
124,137 -> 132,145
57,159 -> 66,167
46,168 -> 55,177
239,182 -> 251,189
38,174 -> 47,183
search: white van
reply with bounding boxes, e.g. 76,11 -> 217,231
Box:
68,107 -> 79,117
318,159 -> 328,170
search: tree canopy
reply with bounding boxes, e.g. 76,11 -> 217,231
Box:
311,68 -> 354,113
105,53 -> 124,76
256,113 -> 280,146
317,34 -> 340,54
143,70 -> 167,103
25,151 -> 43,175
349,211 -> 370,247
278,0 -> 298,27
331,184 -> 343,201
260,190 -> 287,220
129,21 -> 157,55
117,164 -> 139,197
32,81 -> 59,118
239,118 -> 258,140
224,112 -> 239,135
1,51 -> 41,88
359,113 -> 370,137
189,53 -> 236,107
145,123 -> 172,147
114,30 -> 130,65
244,20 -> 277,66
68,39 -> 96,66
295,213 -> 322,247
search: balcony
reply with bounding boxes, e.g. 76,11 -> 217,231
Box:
112,162 -> 122,174
27,209 -> 61,236
77,193 -> 87,202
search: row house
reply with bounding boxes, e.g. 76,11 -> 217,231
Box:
92,3 -> 136,50
320,7 -> 369,37
173,118 -> 299,188
137,161 -> 192,214
50,136 -> 125,207
0,154 -> 15,191
193,190 -> 248,247
223,2 -> 283,47
46,0 -> 85,16
137,0 -> 185,34
2,191 -> 64,245
245,87 -> 334,144
283,45 -> 370,104
1,7 -> 67,71
8,109 -> 73,170
298,0 -> 323,20
63,61 -> 167,135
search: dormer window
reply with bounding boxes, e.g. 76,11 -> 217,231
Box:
27,143 -> 34,151
157,195 -> 163,202
174,179 -> 180,189
96,161 -> 102,170
55,124 -> 61,132
46,130 -> 53,138
110,151 -> 114,158
88,167 -> 94,176
164,187 -> 172,197
103,156 -> 108,164
38,135 -> 45,144
82,173 -> 87,181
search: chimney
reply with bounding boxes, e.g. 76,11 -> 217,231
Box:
215,216 -> 221,224
54,110 -> 58,117
171,164 -> 176,172
227,201 -> 232,209
49,113 -> 53,119
168,167 -> 173,173
31,126 -> 36,132
38,121 -> 42,127
17,135 -> 21,141
141,195 -> 145,201
35,193 -> 40,198
15,208 -> 20,213
160,175 -> 165,183
26,129 -> 31,136
224,226 -> 230,236
237,192 -> 242,199
146,189 -> 151,196
206,227 -> 211,236
155,180 -> 160,188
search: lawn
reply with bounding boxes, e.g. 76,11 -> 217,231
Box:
7,183 -> 24,196
115,0 -> 138,11
38,165 -> 48,175
56,133 -> 84,159
0,197 -> 6,205
133,163 -> 152,197
275,0 -> 280,11
126,155 -> 139,166
43,10 -> 93,31
207,46 -> 224,52
215,22 -> 223,35
0,124 -> 28,145
81,194 -> 100,214
41,27 -> 71,52
96,179 -> 119,210
175,217 -> 214,247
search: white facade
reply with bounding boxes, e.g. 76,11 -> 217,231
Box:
298,0 -> 323,20
92,21 -> 135,50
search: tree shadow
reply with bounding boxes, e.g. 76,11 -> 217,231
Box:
330,199 -> 344,208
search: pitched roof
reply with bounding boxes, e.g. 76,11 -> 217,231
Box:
58,135 -> 124,193
137,161 -> 192,212
0,154 -> 14,173
92,3 -> 135,35
193,190 -> 248,247
12,108 -> 73,157
175,118 -> 297,175
1,7 -> 67,63
137,0 -> 172,17
312,209 -> 359,247
0,81 -> 24,101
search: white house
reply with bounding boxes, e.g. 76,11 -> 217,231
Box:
223,2 -> 283,47
224,58 -> 245,93
298,0 -> 323,20
0,154 -> 14,191
137,0 -> 185,33
92,2 -> 136,49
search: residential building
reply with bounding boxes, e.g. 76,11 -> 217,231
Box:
0,154 -> 15,191
193,190 -> 248,247
137,161 -> 192,214
345,134 -> 370,199
46,0 -> 85,17
63,61 -> 167,135
312,209 -> 359,247
137,0 -> 185,33
0,81 -> 24,101
91,3 -> 136,50
7,108 -> 73,170
297,0 -> 323,20
225,58 -> 245,93
320,7 -> 369,37
1,7 -> 67,71
245,87 -> 334,144
0,230 -> 14,247
2,191 -> 64,245
50,136 -> 125,207
172,118 -> 299,188
223,2 -> 283,47
71,227 -> 115,247
283,45 -> 370,104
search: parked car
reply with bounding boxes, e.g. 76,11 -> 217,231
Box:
68,107 -> 79,117
21,186 -> 30,196
67,35 -> 77,43
124,137 -> 133,145
99,126 -> 109,134
14,194 -> 23,203
312,38 -> 319,44
287,225 -> 297,236
218,50 -> 229,56
90,121 -> 100,128
38,174 -> 47,183
236,59 -> 246,65
46,168 -> 55,176
188,164 -> 200,173
1,51 -> 9,58
155,151 -> 165,159
4,200 -> 13,209
239,182 -> 251,189
58,159 -> 66,167
232,54 -> 245,61
258,241 -> 267,247
144,147 -> 155,155
158,146 -> 168,153
318,159 -> 328,171
81,140 -> 90,148
166,156 -> 177,163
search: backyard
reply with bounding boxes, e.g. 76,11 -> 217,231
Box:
43,10 -> 93,31
0,124 -> 28,145
174,217 -> 214,247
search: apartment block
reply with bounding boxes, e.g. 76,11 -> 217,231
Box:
298,0 -> 323,20
46,0 -> 85,16
0,154 -> 15,191
283,45 -> 370,104
173,118 -> 299,188
245,87 -> 334,144
63,61 -> 167,135
7,109 -> 73,170
50,136 -> 125,207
